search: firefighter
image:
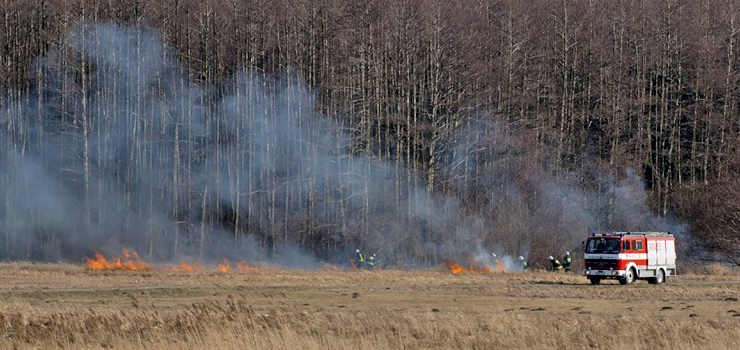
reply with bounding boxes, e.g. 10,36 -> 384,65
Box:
549,256 -> 563,271
366,253 -> 376,270
354,249 -> 364,269
519,256 -> 529,270
562,251 -> 572,272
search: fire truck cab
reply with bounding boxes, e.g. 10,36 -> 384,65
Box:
583,231 -> 676,285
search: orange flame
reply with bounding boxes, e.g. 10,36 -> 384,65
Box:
447,261 -> 467,273
175,262 -> 204,272
85,248 -> 150,271
85,252 -> 110,270
237,261 -> 259,271
84,251 -> 265,273
218,259 -> 232,272
445,261 -> 497,273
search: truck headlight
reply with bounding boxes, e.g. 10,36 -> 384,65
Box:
585,270 -> 590,275
612,271 -> 617,276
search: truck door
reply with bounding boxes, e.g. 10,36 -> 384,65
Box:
656,240 -> 666,265
647,240 -> 656,268
666,240 -> 676,267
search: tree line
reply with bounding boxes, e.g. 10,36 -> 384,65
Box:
0,0 -> 738,264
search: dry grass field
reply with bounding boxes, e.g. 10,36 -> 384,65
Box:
1,263 -> 740,349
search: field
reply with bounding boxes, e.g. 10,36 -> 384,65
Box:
1,264 -> 740,349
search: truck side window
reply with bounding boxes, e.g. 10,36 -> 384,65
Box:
623,241 -> 630,251
635,241 -> 643,251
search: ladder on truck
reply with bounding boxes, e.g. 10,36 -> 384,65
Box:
613,231 -> 672,237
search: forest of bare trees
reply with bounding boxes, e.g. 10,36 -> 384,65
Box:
0,0 -> 739,266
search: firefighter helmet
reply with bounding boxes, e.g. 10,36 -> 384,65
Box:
518,256 -> 524,260
548,256 -> 554,260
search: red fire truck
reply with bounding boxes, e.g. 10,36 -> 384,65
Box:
583,232 -> 676,285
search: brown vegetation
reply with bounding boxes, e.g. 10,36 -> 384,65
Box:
2,264 -> 740,349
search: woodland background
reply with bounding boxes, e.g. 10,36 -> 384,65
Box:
1,0 -> 739,265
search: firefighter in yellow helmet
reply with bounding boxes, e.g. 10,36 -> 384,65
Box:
519,256 -> 529,270
366,253 -> 376,270
549,256 -> 563,271
562,251 -> 572,272
354,249 -> 364,269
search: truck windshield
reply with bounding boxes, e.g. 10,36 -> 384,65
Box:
586,238 -> 621,254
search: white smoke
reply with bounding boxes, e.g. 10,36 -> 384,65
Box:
0,23 -> 689,268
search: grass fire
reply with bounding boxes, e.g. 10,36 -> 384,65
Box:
84,248 -> 149,271
84,250 -> 259,273
445,260 -> 504,273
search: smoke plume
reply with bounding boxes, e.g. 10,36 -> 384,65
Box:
0,23 -> 687,267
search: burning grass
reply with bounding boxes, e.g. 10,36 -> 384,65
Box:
168,262 -> 206,272
85,250 -> 259,273
84,248 -> 149,271
444,260 -> 504,273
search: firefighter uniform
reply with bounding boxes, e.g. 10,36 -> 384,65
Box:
549,256 -> 563,271
354,249 -> 364,269
519,256 -> 529,270
563,252 -> 572,272
366,254 -> 376,270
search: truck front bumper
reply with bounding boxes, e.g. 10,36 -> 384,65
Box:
583,269 -> 626,277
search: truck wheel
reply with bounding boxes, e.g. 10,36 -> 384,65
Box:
619,268 -> 635,285
588,277 -> 601,285
648,269 -> 665,284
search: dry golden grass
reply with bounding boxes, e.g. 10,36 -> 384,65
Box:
1,263 -> 740,349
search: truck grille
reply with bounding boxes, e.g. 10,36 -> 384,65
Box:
586,259 -> 617,270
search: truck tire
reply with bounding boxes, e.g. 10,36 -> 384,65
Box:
619,268 -> 635,285
588,277 -> 601,285
648,269 -> 665,284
